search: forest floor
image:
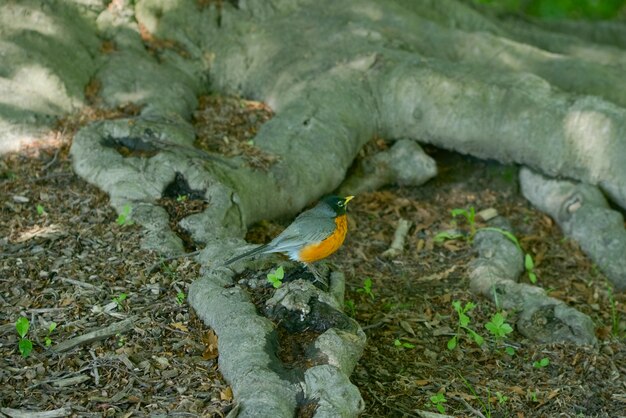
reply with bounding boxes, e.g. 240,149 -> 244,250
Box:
1,96 -> 626,418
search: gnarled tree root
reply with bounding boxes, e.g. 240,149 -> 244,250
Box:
469,217 -> 596,345
520,168 -> 626,291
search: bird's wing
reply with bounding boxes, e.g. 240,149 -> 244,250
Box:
264,213 -> 337,254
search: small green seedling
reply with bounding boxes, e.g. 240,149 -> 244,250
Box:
356,278 -> 375,300
344,299 -> 356,317
525,253 -> 537,284
504,346 -> 516,356
607,286 -> 621,338
112,293 -> 128,309
267,266 -> 284,288
176,291 -> 186,305
394,338 -> 415,349
176,194 -> 188,203
116,204 -> 134,226
36,204 -> 46,216
451,207 -> 477,239
448,300 -> 484,350
433,230 -> 464,243
116,333 -> 126,347
44,322 -> 57,347
496,391 -> 508,405
428,393 -> 447,414
485,312 -> 513,342
15,317 -> 33,358
533,357 -> 550,368
160,261 -> 178,279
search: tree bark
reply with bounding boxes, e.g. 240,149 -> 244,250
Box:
3,0 -> 626,416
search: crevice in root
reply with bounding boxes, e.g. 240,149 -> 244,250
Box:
100,135 -> 159,158
157,172 -> 208,251
192,94 -> 278,170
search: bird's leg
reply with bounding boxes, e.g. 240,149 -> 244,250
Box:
303,263 -> 328,287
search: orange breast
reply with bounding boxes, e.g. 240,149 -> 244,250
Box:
298,215 -> 348,263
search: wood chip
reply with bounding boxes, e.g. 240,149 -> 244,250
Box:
477,207 -> 498,221
382,218 -> 412,258
1,407 -> 71,418
53,316 -> 137,353
52,374 -> 90,388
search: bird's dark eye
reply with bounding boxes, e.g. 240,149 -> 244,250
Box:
338,201 -> 344,207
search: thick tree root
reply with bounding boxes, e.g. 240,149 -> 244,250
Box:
339,140 -> 437,196
190,263 -> 366,418
469,218 -> 596,345
520,168 -> 626,291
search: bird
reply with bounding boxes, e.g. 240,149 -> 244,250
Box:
224,195 -> 354,279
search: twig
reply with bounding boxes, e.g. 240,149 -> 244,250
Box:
147,250 -> 201,274
53,316 -> 137,353
0,407 -> 71,418
51,374 -> 90,388
451,396 -> 487,418
42,147 -> 61,172
416,265 -> 457,282
366,387 -> 420,417
60,277 -> 102,291
415,409 -> 456,418
382,218 -> 412,258
90,350 -> 100,386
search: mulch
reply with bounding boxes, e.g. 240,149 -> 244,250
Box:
1,99 -> 625,417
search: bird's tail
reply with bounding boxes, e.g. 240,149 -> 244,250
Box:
223,243 -> 270,266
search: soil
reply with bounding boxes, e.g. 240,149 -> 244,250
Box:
1,97 -> 625,417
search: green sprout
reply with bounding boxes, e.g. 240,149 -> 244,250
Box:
533,357 -> 550,368
44,322 -> 57,347
394,338 -> 415,349
176,291 -> 186,305
485,312 -> 513,342
607,286 -> 622,338
112,293 -> 128,309
267,266 -> 284,288
15,317 -> 33,358
116,204 -> 134,226
428,393 -> 447,414
496,391 -> 509,405
505,346 -> 517,356
36,204 -> 46,216
433,230 -> 464,243
344,299 -> 356,317
451,207 -> 477,240
525,253 -> 538,284
448,300 -> 484,350
176,194 -> 188,203
356,278 -> 375,300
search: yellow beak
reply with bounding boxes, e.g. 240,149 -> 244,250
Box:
344,196 -> 354,205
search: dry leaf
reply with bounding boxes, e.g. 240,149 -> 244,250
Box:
202,329 -> 219,360
15,224 -> 66,242
170,322 -> 189,332
220,386 -> 233,401
399,320 -> 416,336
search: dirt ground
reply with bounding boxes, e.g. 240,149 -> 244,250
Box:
1,97 -> 626,417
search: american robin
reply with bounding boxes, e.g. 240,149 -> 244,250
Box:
224,195 -> 354,275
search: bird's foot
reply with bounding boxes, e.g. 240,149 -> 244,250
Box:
303,263 -> 329,290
